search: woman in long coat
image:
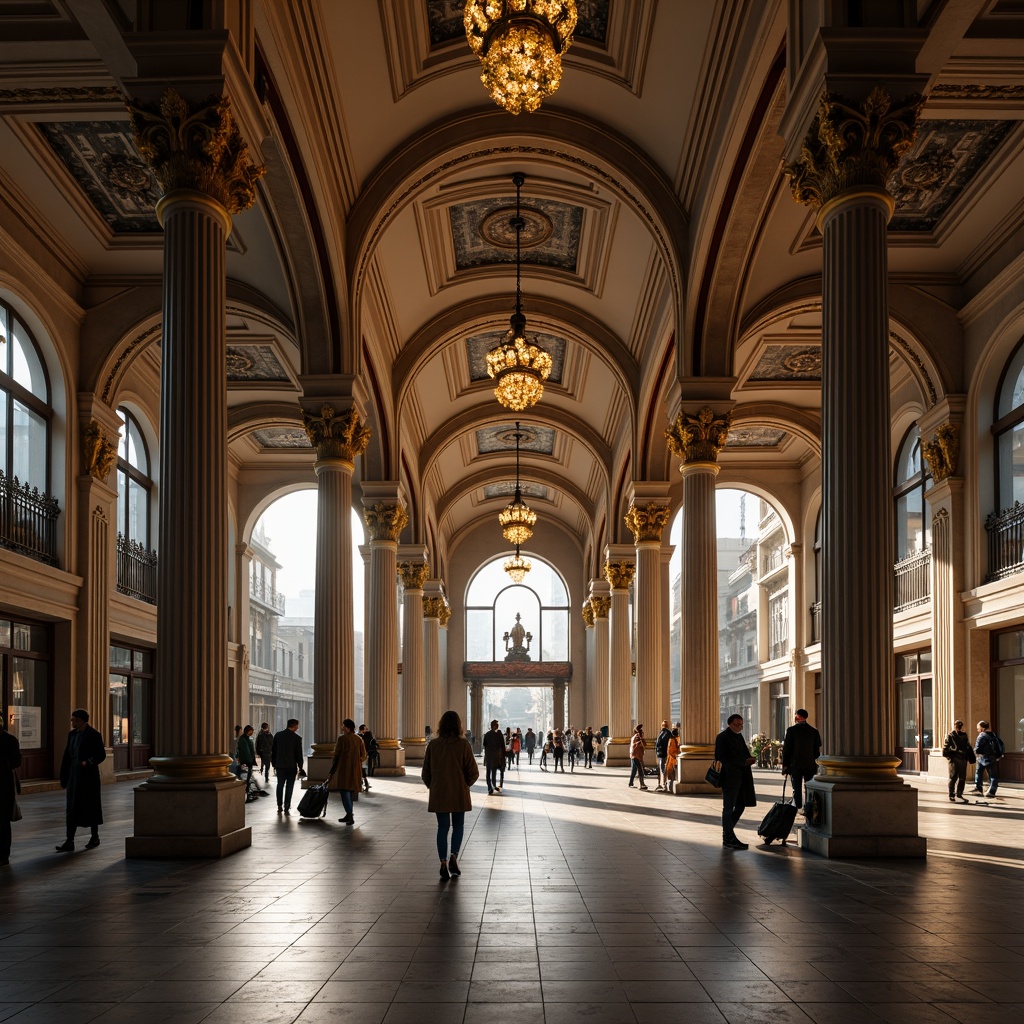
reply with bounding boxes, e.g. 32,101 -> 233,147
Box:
328,719 -> 367,825
421,710 -> 479,881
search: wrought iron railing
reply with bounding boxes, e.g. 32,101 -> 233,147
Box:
894,548 -> 931,611
810,601 -> 822,644
116,533 -> 157,604
986,502 -> 1024,582
250,577 -> 286,613
0,469 -> 59,565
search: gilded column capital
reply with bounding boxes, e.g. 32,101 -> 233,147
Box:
591,596 -> 611,619
582,602 -> 595,627
665,407 -> 731,466
398,562 -> 430,590
364,502 -> 408,542
423,596 -> 446,620
82,419 -> 117,480
784,86 -> 922,210
302,405 -> 371,462
439,604 -> 452,628
921,422 -> 960,482
127,88 -> 265,213
625,502 -> 672,544
604,561 -> 635,590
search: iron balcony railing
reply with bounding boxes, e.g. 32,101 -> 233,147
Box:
116,533 -> 157,604
250,577 -> 286,613
894,548 -> 931,611
0,469 -> 59,566
985,502 -> 1024,582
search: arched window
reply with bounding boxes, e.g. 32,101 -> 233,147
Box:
894,426 -> 931,559
994,339 -> 1024,509
116,408 -> 152,549
465,556 -> 569,661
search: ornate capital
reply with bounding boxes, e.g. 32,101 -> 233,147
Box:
364,502 -> 408,542
423,596 -> 446,620
604,561 -> 635,590
82,419 -> 116,481
921,422 -> 960,483
439,604 -> 452,628
625,502 -> 672,544
590,596 -> 611,619
785,86 -> 923,209
398,562 -> 430,590
127,88 -> 265,213
582,602 -> 595,627
665,407 -> 731,466
302,405 -> 371,462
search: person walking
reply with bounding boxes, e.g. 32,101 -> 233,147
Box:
552,729 -> 566,772
483,719 -> 506,795
972,720 -> 1004,798
255,722 -> 274,783
655,720 -> 672,791
524,728 -> 537,765
421,709 -> 479,881
567,730 -> 582,772
582,727 -> 595,769
511,729 -> 522,766
942,720 -> 975,803
271,718 -> 304,814
56,709 -> 105,853
539,731 -> 552,771
1,722 -> 22,867
359,725 -> 379,777
235,725 -> 257,790
715,714 -> 757,849
328,719 -> 367,825
781,709 -> 822,811
665,728 -> 680,787
628,724 -> 649,789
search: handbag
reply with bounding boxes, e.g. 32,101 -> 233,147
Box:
705,761 -> 722,788
11,794 -> 22,822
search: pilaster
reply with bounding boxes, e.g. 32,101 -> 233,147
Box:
553,679 -> 566,731
582,600 -> 595,730
589,580 -> 610,735
470,680 -> 484,754
233,543 -> 253,731
398,549 -> 429,764
604,547 -> 634,767
423,580 -> 447,734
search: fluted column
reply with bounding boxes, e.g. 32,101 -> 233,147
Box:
470,680 -> 483,754
590,590 -> 610,733
582,601 -> 595,729
423,587 -> 446,733
626,500 -> 672,744
553,680 -> 566,732
363,497 -> 408,775
126,88 -> 263,857
786,86 -> 925,856
604,554 -> 634,767
399,555 -> 429,764
233,543 -> 253,730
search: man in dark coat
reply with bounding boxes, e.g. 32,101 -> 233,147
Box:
781,708 -> 822,811
271,718 -> 305,814
255,722 -> 274,782
942,719 -> 975,803
1,723 -> 22,866
56,708 -> 106,852
714,714 -> 756,850
482,719 -> 506,795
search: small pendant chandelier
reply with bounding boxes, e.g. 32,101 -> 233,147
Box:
498,421 -> 537,545
504,543 -> 532,584
464,0 -> 577,115
485,173 -> 553,411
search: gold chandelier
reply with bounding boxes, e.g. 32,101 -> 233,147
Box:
464,0 -> 577,115
485,173 -> 553,411
498,421 -> 537,545
504,544 -> 532,584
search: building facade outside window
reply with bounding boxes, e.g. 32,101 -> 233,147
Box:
894,426 -> 931,559
109,644 -> 154,771
994,337 -> 1024,510
116,408 -> 152,550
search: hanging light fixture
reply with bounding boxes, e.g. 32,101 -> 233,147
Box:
498,421 -> 537,545
464,0 -> 577,115
504,543 -> 532,584
486,173 -> 553,411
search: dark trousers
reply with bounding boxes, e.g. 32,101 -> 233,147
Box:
276,772 -> 296,810
721,787 -> 744,841
260,755 -> 272,782
486,765 -> 501,792
947,757 -> 968,798
526,747 -> 534,763
790,770 -> 815,809
553,750 -> 564,772
66,815 -> 98,843
583,749 -> 593,768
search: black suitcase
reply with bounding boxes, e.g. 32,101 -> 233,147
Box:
297,781 -> 331,819
757,778 -> 798,845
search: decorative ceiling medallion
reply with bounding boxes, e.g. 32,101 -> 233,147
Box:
749,345 -> 821,382
888,119 -> 1012,232
426,0 -> 608,46
476,423 -> 555,456
226,345 -> 291,383
725,427 -> 787,448
250,427 -> 313,449
483,481 -> 549,501
480,205 -> 553,248
467,330 -> 565,383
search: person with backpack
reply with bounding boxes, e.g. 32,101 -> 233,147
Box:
941,719 -> 975,803
972,720 -> 1004,798
654,720 -> 673,792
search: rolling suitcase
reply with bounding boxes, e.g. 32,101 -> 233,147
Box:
757,777 -> 798,845
297,780 -> 331,819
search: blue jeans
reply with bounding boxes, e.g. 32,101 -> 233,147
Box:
338,789 -> 354,818
629,758 -> 645,785
435,811 -> 465,860
276,772 -> 296,810
790,770 -> 814,809
486,765 -> 500,792
975,762 -> 998,796
721,786 -> 744,841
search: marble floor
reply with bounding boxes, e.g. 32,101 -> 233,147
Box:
1,763 -> 1021,1024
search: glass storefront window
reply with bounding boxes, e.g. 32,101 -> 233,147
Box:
110,673 -> 129,746
108,643 -> 154,771
110,646 -> 132,669
12,622 -> 47,652
11,656 -> 48,749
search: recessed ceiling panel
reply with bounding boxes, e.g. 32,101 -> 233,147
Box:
426,0 -> 609,47
725,427 -> 787,448
748,345 -> 820,382
466,330 -> 566,383
251,427 -> 311,449
227,345 -> 292,383
483,481 -> 550,501
476,423 -> 555,456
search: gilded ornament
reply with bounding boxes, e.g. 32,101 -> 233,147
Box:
921,422 -> 960,482
581,602 -> 594,627
590,596 -> 610,619
439,604 -> 452,628
364,502 -> 408,542
82,419 -> 117,481
302,405 -> 371,462
398,562 -> 431,590
127,88 -> 265,213
625,502 -> 672,544
423,596 -> 446,619
665,407 -> 731,466
784,86 -> 923,208
604,561 -> 635,590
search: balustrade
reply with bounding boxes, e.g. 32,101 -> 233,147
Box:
986,502 -> 1024,582
116,533 -> 158,603
894,548 -> 931,611
0,470 -> 59,565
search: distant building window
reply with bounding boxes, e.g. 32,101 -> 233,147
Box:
994,338 -> 1024,509
894,426 -> 931,558
116,408 -> 152,549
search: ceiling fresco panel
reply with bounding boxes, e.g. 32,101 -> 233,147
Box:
251,427 -> 312,449
748,345 -> 821,382
476,423 -> 556,456
426,0 -> 609,47
466,330 -> 565,383
226,345 -> 292,384
483,481 -> 550,501
725,427 -> 787,448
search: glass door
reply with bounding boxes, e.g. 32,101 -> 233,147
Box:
895,650 -> 933,773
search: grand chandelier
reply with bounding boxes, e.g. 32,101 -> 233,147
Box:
485,173 -> 553,411
504,543 -> 532,584
498,421 -> 537,545
464,0 -> 577,115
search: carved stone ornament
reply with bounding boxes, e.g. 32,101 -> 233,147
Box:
590,596 -> 611,619
127,88 -> 265,213
364,502 -> 409,542
398,562 -> 431,590
665,407 -> 731,465
785,86 -> 923,208
582,602 -> 595,627
302,405 -> 371,462
423,596 -> 446,619
625,502 -> 672,544
439,604 -> 452,628
82,419 -> 117,481
604,561 -> 635,590
921,422 -> 960,482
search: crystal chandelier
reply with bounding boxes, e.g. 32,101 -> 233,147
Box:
485,173 -> 553,411
498,421 -> 537,545
464,0 -> 577,115
504,544 -> 532,584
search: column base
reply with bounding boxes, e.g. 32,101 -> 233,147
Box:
100,748 -> 116,785
673,745 -> 719,794
604,738 -> 630,767
375,743 -> 406,776
125,755 -> 251,859
402,739 -> 427,765
304,743 -> 337,785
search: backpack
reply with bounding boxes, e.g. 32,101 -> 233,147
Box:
989,732 -> 1005,758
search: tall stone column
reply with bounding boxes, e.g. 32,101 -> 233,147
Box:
604,551 -> 635,767
423,584 -> 447,734
553,680 -> 566,732
786,87 -> 925,856
302,405 -> 369,780
362,494 -> 408,775
666,407 -> 730,792
590,589 -> 611,733
470,680 -> 483,754
126,88 -> 263,857
582,601 -> 595,730
233,543 -> 253,730
625,497 -> 672,744
398,554 -> 429,764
